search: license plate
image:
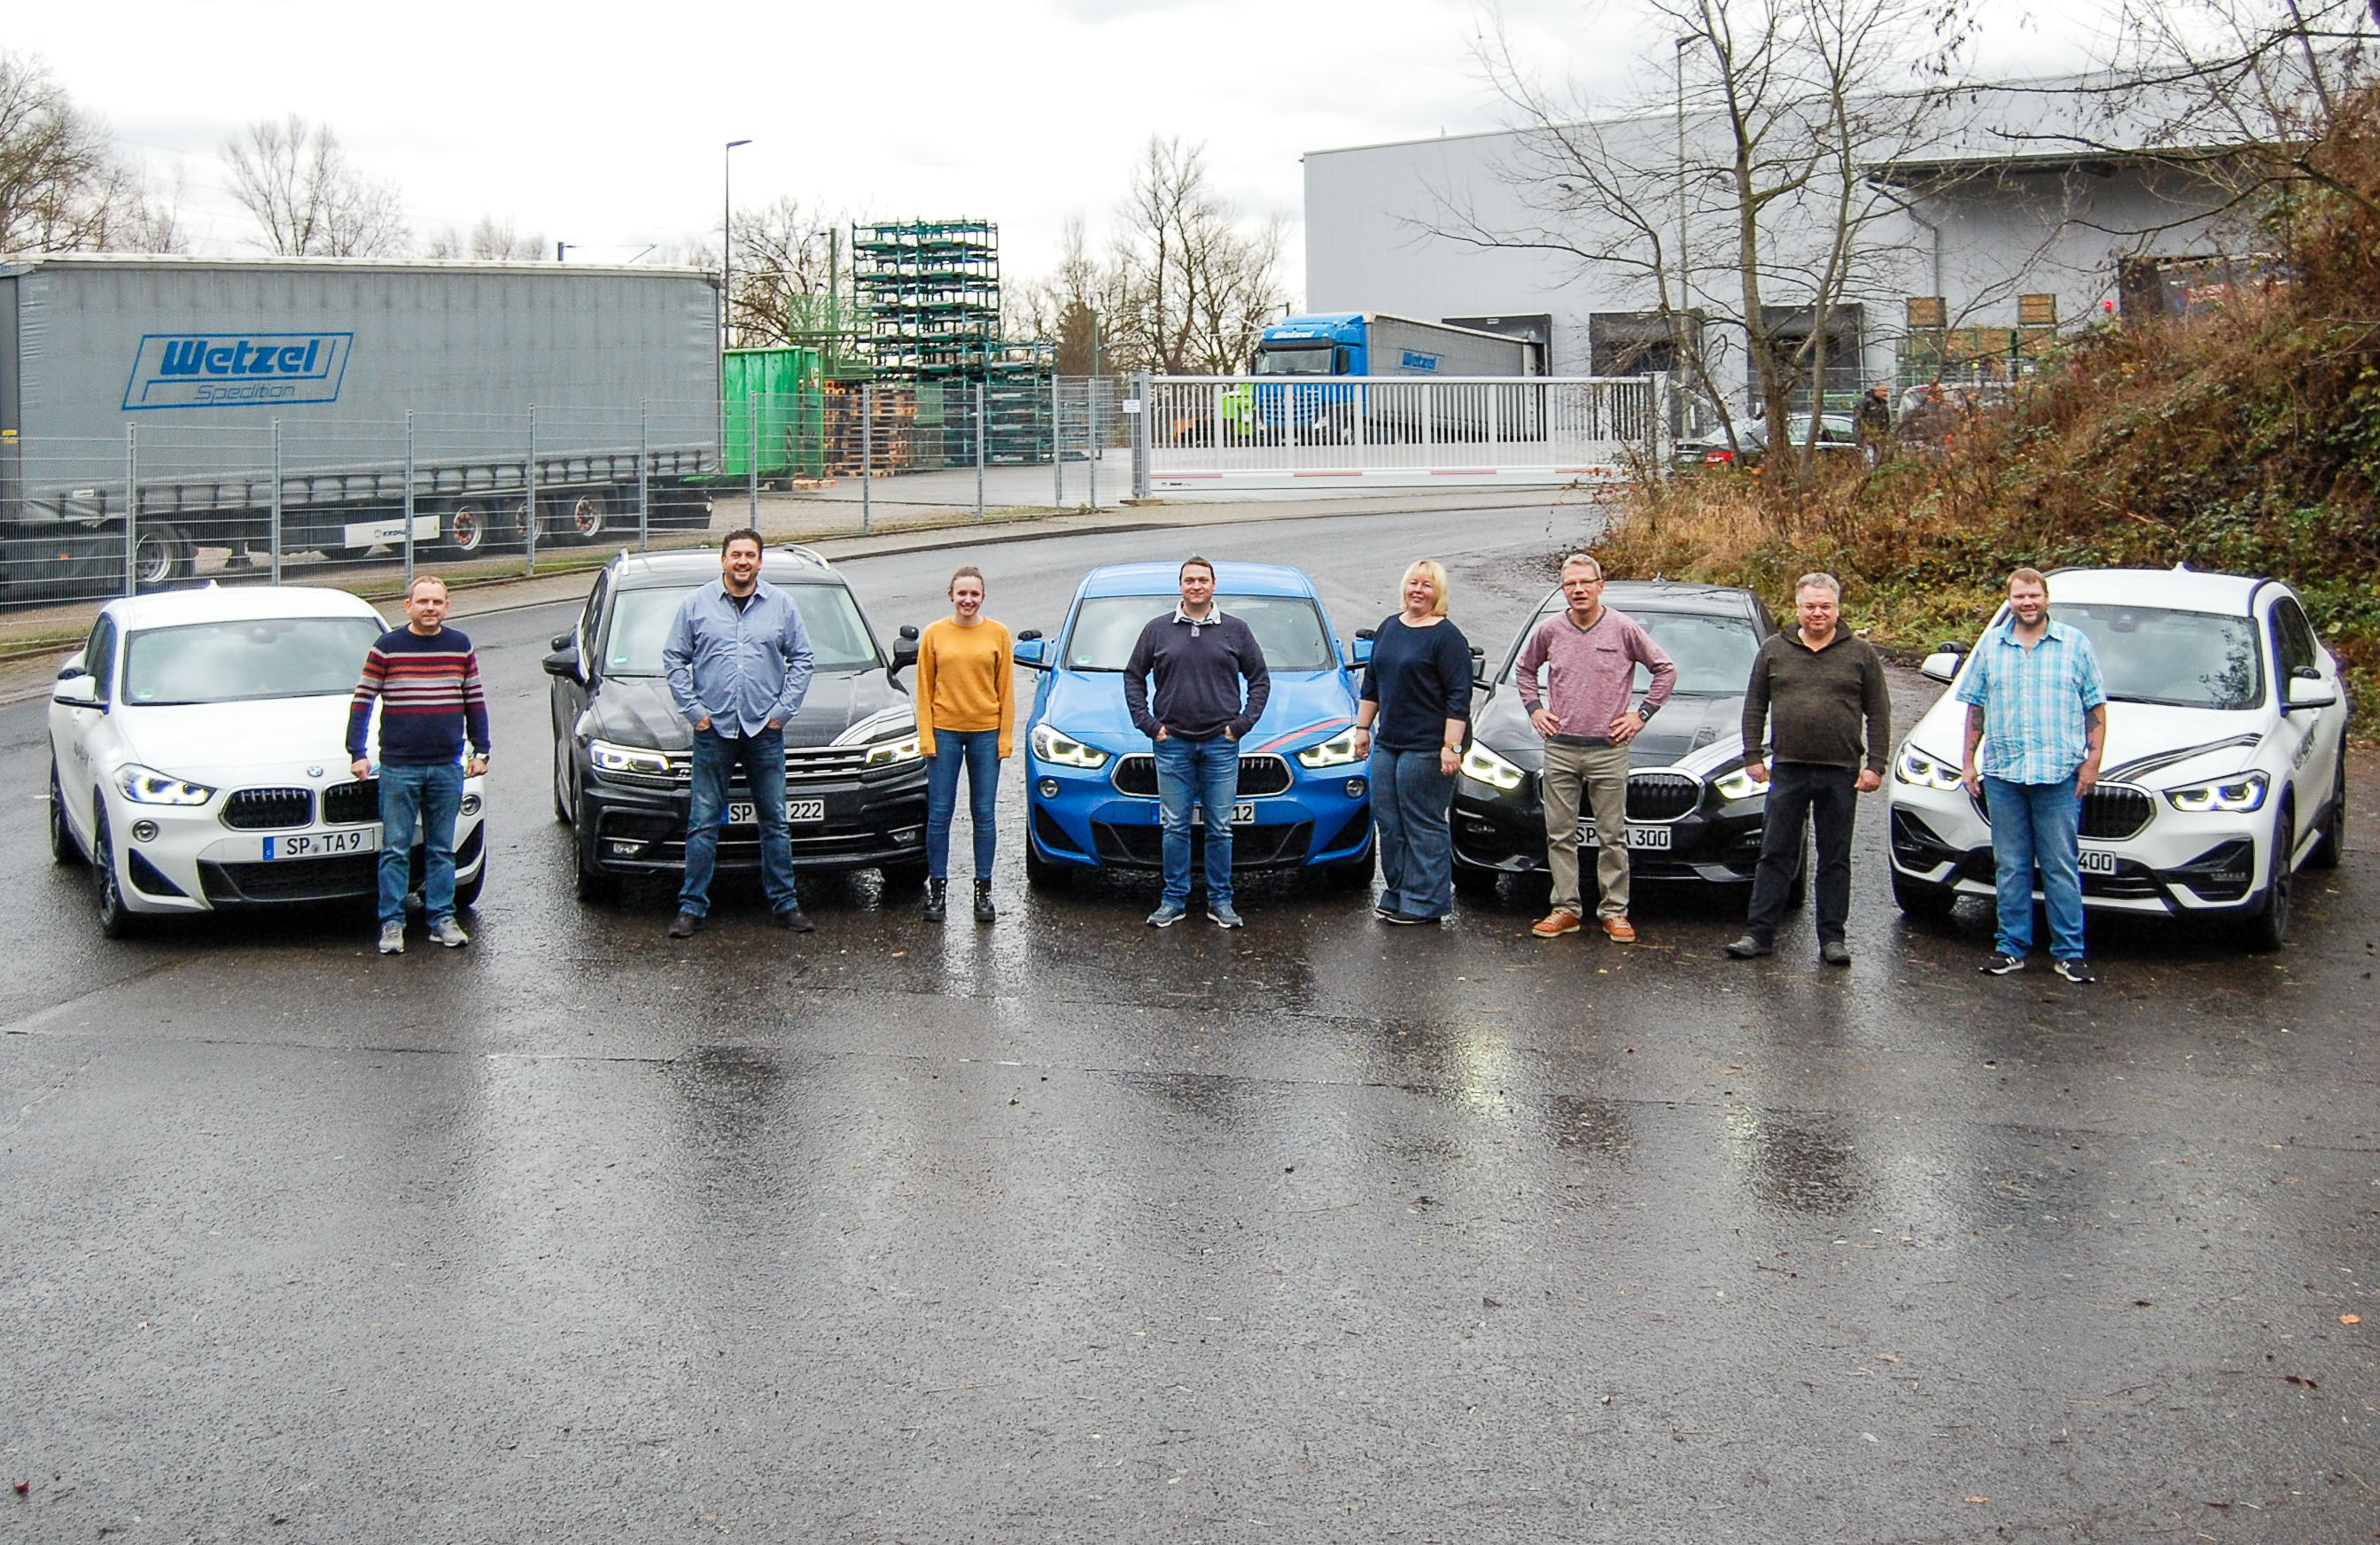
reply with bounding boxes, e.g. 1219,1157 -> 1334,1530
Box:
726,798 -> 826,826
2078,848 -> 2119,875
266,828 -> 377,859
1189,803 -> 1258,827
1578,820 -> 1672,850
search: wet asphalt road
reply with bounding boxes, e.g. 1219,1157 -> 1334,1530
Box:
4,504 -> 2377,1543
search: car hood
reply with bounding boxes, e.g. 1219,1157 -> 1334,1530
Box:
1903,693 -> 2269,787
1036,669 -> 1357,756
115,696 -> 359,779
580,670 -> 910,751
1472,685 -> 1747,774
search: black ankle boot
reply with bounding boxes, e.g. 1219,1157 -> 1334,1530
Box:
972,878 -> 996,923
922,878 -> 946,921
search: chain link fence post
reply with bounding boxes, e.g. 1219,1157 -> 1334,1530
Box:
269,419 -> 284,586
976,380 -> 987,522
860,383 -> 874,537
1052,376 -> 1064,510
1132,372 -> 1150,501
639,398 -> 651,551
122,425 -> 138,598
402,409 -> 417,586
524,404 -> 539,578
746,392 -> 759,523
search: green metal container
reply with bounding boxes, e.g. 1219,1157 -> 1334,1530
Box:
722,347 -> 825,479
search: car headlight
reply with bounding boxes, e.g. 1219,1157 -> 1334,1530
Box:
1030,722 -> 1110,769
1714,764 -> 1770,801
588,739 -> 673,778
2166,771 -> 2268,813
864,733 -> 923,768
114,764 -> 214,806
1894,747 -> 1964,790
1295,732 -> 1364,768
1459,741 -> 1525,791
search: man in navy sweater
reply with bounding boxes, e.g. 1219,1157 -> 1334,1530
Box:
346,575 -> 491,955
1123,556 -> 1271,929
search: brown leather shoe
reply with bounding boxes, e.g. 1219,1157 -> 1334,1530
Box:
1601,915 -> 1637,943
1531,909 -> 1583,939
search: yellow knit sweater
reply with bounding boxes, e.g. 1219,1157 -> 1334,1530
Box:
914,617 -> 1015,757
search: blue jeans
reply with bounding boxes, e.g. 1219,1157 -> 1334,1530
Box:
1371,746 -> 1454,919
1983,774 -> 2086,959
681,726 -> 799,917
1154,734 -> 1239,908
926,729 -> 1000,880
377,761 -> 463,928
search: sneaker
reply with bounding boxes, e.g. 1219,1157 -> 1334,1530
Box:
2052,957 -> 2096,984
377,921 -> 405,955
1373,900 -> 1399,919
1208,901 -> 1245,929
667,911 -> 701,939
429,917 -> 470,949
1531,909 -> 1583,939
1147,903 -> 1186,928
1979,951 -> 2025,975
770,907 -> 815,932
1820,940 -> 1852,967
1723,936 -> 1774,959
1600,915 -> 1637,943
1381,910 -> 1441,925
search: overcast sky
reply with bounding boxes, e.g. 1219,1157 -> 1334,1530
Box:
18,0 -> 2114,296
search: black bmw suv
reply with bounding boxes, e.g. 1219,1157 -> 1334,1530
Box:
544,545 -> 928,901
1452,579 -> 1781,892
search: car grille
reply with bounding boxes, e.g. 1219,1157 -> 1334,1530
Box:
1111,753 -> 1295,799
321,780 -> 379,825
199,853 -> 378,904
1967,783 -> 2153,841
1626,772 -> 1701,823
221,787 -> 313,829
650,744 -> 880,787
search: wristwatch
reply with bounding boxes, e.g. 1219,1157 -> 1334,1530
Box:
1635,701 -> 1659,721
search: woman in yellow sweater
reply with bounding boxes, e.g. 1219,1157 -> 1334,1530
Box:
914,565 -> 1015,922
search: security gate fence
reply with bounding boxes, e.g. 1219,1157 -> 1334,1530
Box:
1130,375 -> 1667,492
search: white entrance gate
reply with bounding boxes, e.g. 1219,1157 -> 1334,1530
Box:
1129,375 -> 1665,493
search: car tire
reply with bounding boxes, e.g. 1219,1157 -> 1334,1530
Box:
1451,860 -> 1500,899
2308,746 -> 2346,871
91,805 -> 139,939
555,490 -> 609,546
1024,838 -> 1072,892
1891,867 -> 1958,919
572,823 -> 619,904
455,858 -> 486,911
50,761 -> 82,866
2244,804 -> 2294,952
879,858 -> 929,893
132,522 -> 197,590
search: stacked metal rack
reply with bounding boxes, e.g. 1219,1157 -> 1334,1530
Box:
850,221 -> 1004,380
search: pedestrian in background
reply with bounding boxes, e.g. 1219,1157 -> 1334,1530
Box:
1725,572 -> 1891,966
662,529 -> 816,940
1515,553 -> 1676,943
346,573 -> 489,956
1855,381 -> 1894,465
1959,566 -> 2107,982
1350,559 -> 1472,925
914,565 -> 1014,925
1124,555 -> 1272,930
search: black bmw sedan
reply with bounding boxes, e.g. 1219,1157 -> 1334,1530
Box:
1452,579 -> 1782,892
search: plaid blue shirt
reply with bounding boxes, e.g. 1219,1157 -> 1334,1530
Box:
1956,617 -> 2107,785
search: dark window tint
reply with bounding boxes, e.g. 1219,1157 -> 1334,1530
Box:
1062,595 -> 1332,672
83,617 -> 117,704
2272,596 -> 2319,679
2060,602 -> 2262,710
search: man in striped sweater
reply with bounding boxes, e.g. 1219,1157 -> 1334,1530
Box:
346,575 -> 492,955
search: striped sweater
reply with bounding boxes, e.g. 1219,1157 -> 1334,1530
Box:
346,626 -> 493,766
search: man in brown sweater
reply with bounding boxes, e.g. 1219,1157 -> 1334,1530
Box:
1725,572 -> 1893,966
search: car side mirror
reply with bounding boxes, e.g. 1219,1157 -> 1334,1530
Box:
1017,628 -> 1042,641
57,650 -> 86,679
541,646 -> 583,684
2285,676 -> 2338,711
890,624 -> 920,680
1471,646 -> 1492,694
1013,636 -> 1051,671
52,674 -> 100,708
1919,641 -> 1968,684
550,633 -> 572,651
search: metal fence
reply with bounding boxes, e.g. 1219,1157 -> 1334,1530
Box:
1129,375 -> 1666,491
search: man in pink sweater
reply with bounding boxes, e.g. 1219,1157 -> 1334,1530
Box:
1514,554 -> 1677,941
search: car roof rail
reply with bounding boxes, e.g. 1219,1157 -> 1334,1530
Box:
775,543 -> 829,568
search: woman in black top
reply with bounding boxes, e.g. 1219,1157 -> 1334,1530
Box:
1350,560 -> 1473,923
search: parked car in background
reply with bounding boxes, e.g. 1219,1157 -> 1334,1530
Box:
1015,561 -> 1374,889
1671,413 -> 1861,470
1886,567 -> 2349,949
544,545 -> 928,902
48,584 -> 488,936
1452,580 -> 1786,895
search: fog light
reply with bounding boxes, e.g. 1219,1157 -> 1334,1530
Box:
460,793 -> 483,816
891,826 -> 924,844
130,819 -> 159,842
1038,778 -> 1060,798
606,839 -> 645,857
1345,779 -> 1366,799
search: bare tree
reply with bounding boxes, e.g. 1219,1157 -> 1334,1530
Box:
0,50 -> 182,252
1107,137 -> 1287,374
223,115 -> 408,257
727,196 -> 846,346
424,215 -> 547,260
1013,216 -> 1132,373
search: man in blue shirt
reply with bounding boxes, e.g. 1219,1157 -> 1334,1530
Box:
662,529 -> 816,938
1957,567 -> 2107,982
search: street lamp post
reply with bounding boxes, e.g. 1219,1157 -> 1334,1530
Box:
722,139 -> 751,353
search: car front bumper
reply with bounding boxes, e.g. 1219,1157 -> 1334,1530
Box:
1023,752 -> 1372,873
577,760 -> 929,877
1450,769 -> 1768,884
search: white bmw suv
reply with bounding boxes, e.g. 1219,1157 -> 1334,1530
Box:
48,584 -> 488,937
1886,567 -> 2348,950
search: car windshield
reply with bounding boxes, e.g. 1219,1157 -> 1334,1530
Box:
121,616 -> 386,706
1064,594 -> 1334,672
2035,602 -> 2263,710
1254,345 -> 1335,376
601,584 -> 880,676
1507,605 -> 1762,695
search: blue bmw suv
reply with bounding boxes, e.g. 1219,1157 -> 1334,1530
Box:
1015,561 -> 1375,889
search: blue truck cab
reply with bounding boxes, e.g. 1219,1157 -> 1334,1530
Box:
1248,314 -> 1538,441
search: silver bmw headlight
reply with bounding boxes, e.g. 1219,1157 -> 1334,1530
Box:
2166,772 -> 2267,813
114,764 -> 214,806
1894,747 -> 1964,790
1459,742 -> 1525,791
1295,733 -> 1364,769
